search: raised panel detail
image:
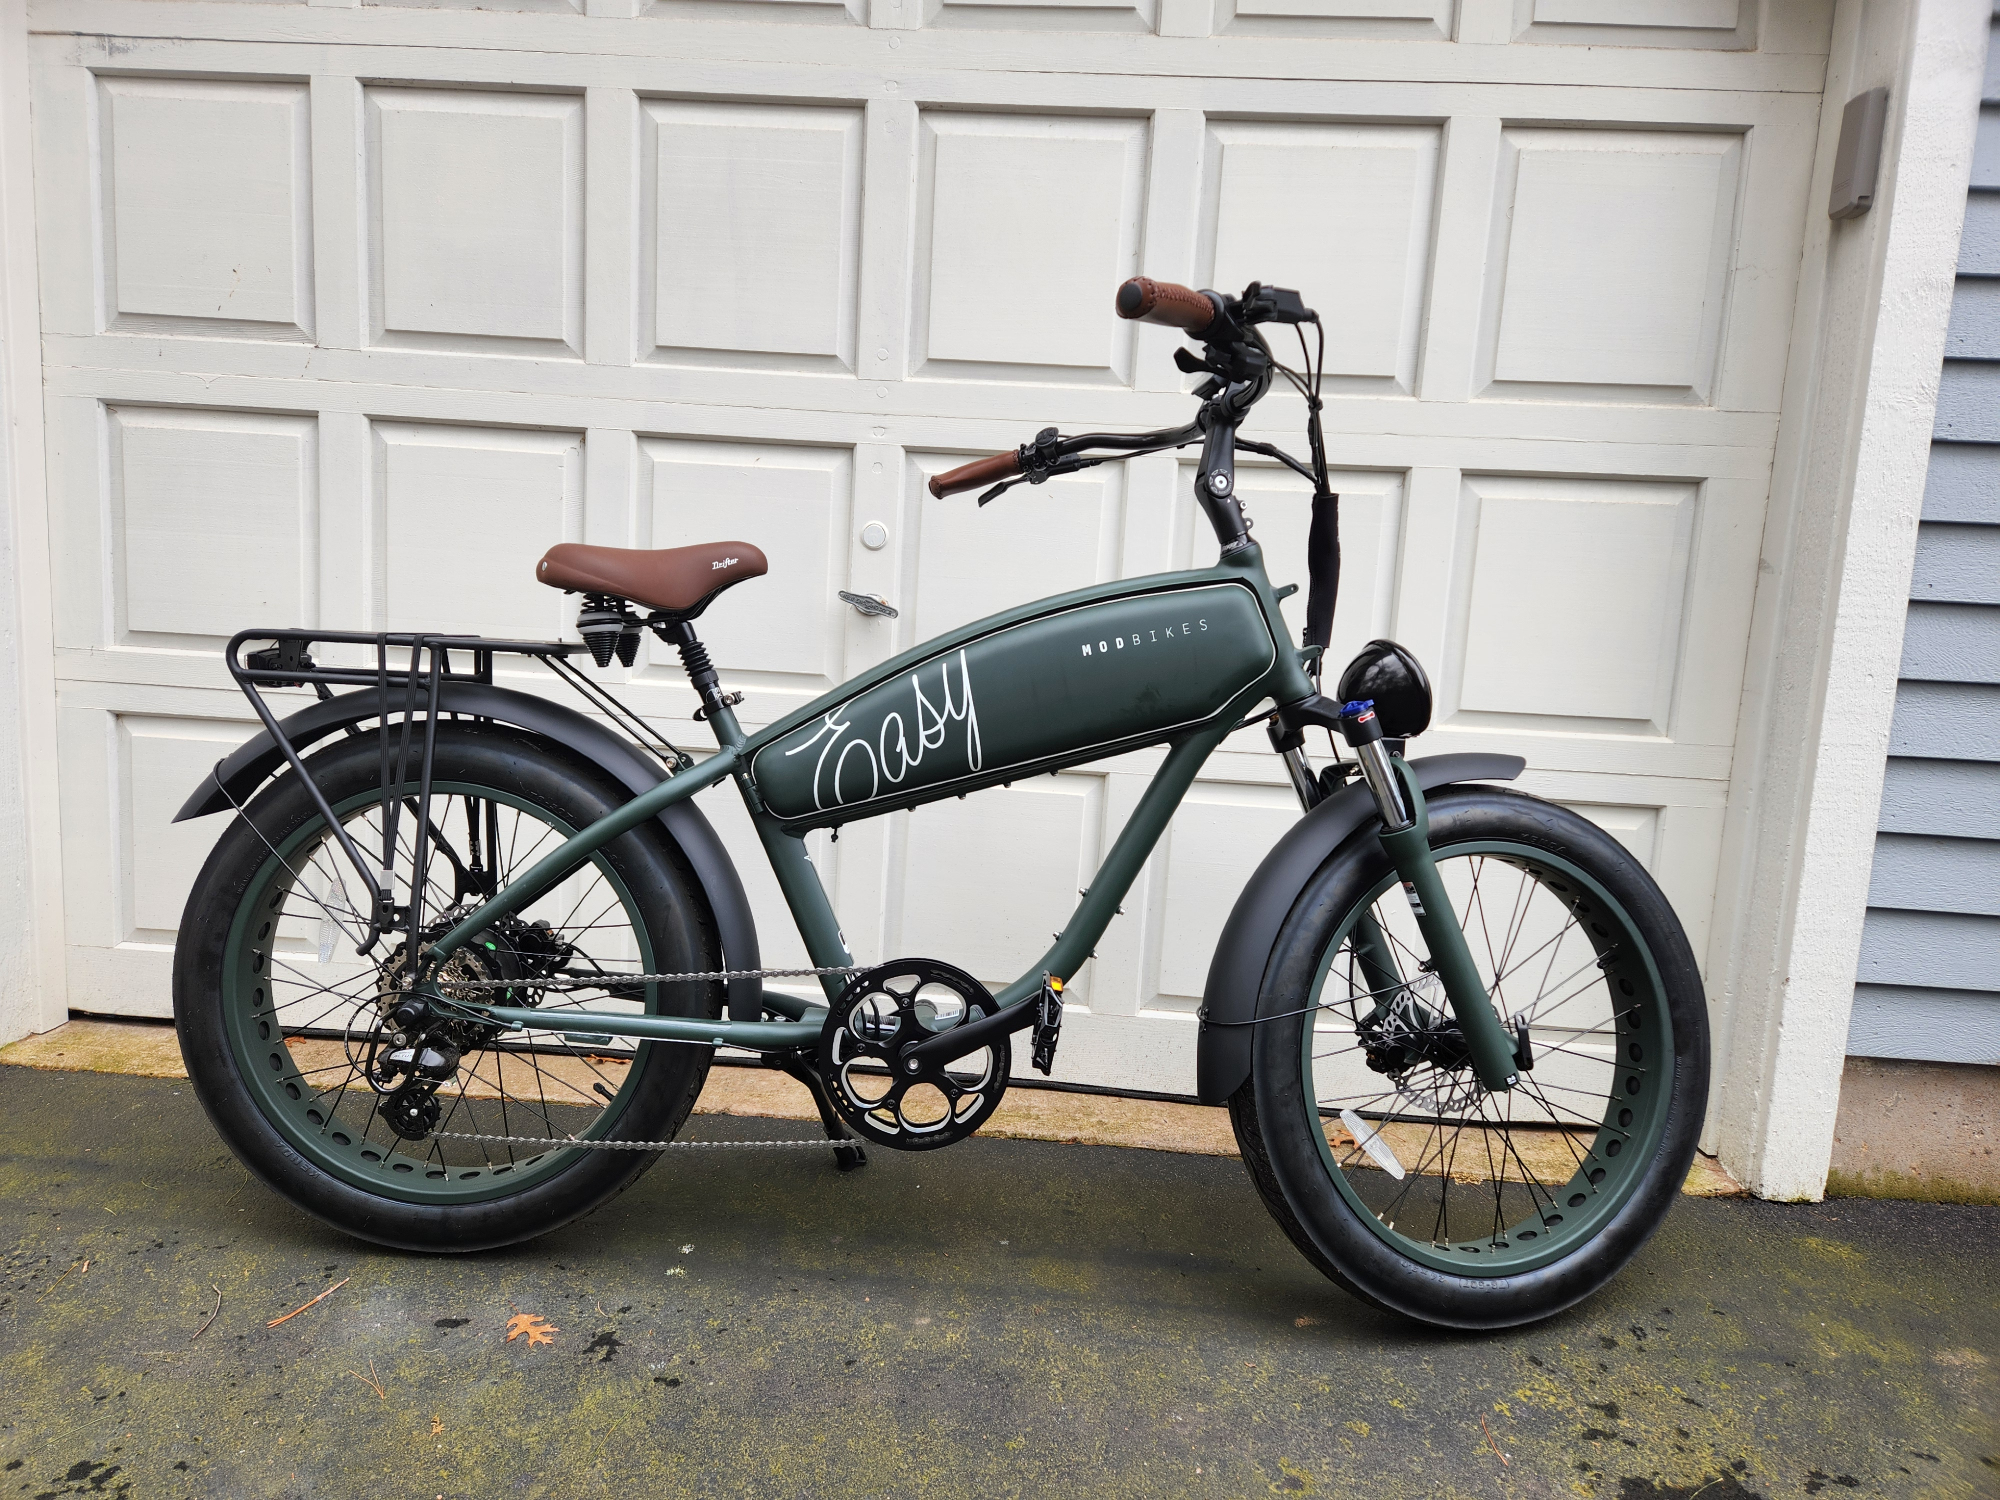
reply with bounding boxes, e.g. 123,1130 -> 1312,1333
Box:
1152,786 -> 1298,1005
119,715 -> 257,942
1224,466 -> 1404,665
1481,129 -> 1742,402
930,0 -> 1157,35
109,406 -> 316,644
372,423 -> 582,637
1450,475 -> 1696,732
1566,803 -> 1661,867
1516,0 -> 1754,49
640,102 -> 862,371
1214,0 -> 1452,41
96,78 -> 312,339
638,439 -> 851,684
367,88 -> 583,355
898,779 -> 1100,1000
911,456 -> 1124,642
639,0 -> 860,23
1204,123 -> 1438,394
369,0 -> 580,13
912,113 -> 1147,383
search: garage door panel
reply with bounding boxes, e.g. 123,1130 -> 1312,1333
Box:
1201,120 -> 1439,395
909,453 -> 1124,642
108,406 -> 318,647
116,715 -> 262,943
1445,474 -> 1697,735
638,437 -> 854,687
911,111 -> 1148,382
372,421 -> 583,637
27,16 -> 1827,1093
1479,127 -> 1742,403
1514,0 -> 1758,52
1188,462 -> 1406,754
1149,782 -> 1296,1007
927,0 -> 1158,34
96,76 -> 314,340
1211,0 -> 1452,42
895,776 -> 1103,1001
370,0 -> 581,13
366,86 -> 584,356
639,0 -> 863,25
56,707 -> 256,1017
640,99 -> 863,371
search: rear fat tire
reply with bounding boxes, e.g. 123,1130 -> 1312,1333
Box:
1229,787 -> 1709,1329
172,724 -> 723,1253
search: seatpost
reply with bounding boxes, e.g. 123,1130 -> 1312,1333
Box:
661,621 -> 745,749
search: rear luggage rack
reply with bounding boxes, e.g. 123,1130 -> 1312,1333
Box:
222,628 -> 693,959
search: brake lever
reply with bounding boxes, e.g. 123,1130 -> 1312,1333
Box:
978,452 -> 1106,507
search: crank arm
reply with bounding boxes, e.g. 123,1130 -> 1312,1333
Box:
898,990 -> 1042,1070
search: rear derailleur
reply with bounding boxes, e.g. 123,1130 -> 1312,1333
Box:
365,993 -> 465,1140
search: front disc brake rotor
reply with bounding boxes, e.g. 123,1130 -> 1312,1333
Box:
816,960 -> 1009,1152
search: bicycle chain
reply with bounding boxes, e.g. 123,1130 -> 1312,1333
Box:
427,963 -> 862,1150
426,1130 -> 841,1151
432,964 -> 860,992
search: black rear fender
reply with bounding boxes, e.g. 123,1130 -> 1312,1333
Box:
1194,753 -> 1525,1103
175,682 -> 764,1021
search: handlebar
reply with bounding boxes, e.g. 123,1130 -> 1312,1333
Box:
928,450 -> 1022,499
1115,277 -> 1218,336
930,276 -> 1313,509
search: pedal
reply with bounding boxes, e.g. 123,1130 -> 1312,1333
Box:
1031,975 -> 1065,1075
833,1141 -> 868,1172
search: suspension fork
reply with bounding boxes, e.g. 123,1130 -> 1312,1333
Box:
1339,702 -> 1520,1093
1278,743 -> 1403,1008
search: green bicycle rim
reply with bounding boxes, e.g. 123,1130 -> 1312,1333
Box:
220,781 -> 662,1206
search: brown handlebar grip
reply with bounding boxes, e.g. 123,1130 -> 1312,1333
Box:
1115,276 -> 1217,336
928,450 -> 1022,499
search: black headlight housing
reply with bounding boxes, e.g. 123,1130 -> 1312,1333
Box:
1335,639 -> 1433,740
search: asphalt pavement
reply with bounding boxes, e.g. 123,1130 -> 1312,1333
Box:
1,1066 -> 1994,1499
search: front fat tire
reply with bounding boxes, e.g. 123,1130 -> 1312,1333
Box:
1232,787 -> 1709,1330
172,725 -> 722,1253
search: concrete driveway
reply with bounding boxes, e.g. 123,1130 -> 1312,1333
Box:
1,1065 -> 1995,1499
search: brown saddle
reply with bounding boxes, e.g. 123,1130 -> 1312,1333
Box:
536,540 -> 768,618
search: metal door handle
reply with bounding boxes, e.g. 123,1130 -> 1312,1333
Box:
839,591 -> 899,619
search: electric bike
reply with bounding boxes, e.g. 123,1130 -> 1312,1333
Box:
172,276 -> 1708,1329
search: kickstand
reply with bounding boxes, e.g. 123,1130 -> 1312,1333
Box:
772,1054 -> 867,1172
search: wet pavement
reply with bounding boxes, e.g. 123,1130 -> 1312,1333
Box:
1,1066 -> 1995,1499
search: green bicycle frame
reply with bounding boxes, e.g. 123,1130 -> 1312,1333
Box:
422,543 -> 1310,1048
414,535 -> 1512,1087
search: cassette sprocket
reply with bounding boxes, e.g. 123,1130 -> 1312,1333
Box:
815,959 -> 1009,1151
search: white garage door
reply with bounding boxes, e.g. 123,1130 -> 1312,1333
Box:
29,0 -> 1828,1094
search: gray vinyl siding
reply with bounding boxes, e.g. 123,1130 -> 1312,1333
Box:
1849,20 -> 2000,1067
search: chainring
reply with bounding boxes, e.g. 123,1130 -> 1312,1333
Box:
815,959 -> 1009,1152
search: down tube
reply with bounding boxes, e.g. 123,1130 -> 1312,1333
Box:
991,722 -> 1233,1011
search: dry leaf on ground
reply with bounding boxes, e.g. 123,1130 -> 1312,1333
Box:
505,1313 -> 558,1348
